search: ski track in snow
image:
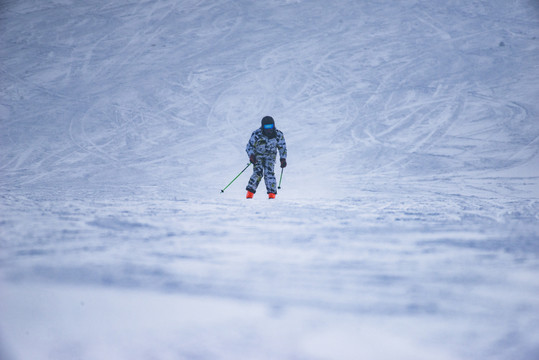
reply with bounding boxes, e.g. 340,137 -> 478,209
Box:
1,1 -> 539,359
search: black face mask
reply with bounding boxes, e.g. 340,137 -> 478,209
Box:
262,124 -> 276,138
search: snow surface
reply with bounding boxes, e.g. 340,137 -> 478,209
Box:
1,0 -> 539,359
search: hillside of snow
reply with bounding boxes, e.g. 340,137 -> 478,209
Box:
1,0 -> 538,359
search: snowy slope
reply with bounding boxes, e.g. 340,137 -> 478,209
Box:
1,0 -> 539,359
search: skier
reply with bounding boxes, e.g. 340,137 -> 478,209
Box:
245,116 -> 287,199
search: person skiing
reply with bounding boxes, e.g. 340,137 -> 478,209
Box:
245,116 -> 287,199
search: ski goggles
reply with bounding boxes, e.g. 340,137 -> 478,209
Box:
263,124 -> 274,129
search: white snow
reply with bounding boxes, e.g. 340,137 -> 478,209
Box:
1,0 -> 539,359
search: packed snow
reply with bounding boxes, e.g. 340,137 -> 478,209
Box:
1,0 -> 538,359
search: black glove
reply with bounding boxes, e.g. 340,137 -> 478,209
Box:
250,154 -> 257,164
280,158 -> 287,168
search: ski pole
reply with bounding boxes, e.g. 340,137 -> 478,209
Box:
221,163 -> 251,193
277,167 -> 284,189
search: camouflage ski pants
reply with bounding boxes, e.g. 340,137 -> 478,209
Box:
246,155 -> 277,194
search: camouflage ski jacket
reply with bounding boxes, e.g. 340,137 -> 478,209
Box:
246,128 -> 287,159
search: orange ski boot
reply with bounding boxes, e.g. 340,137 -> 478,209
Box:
246,191 -> 254,199
268,193 -> 276,199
